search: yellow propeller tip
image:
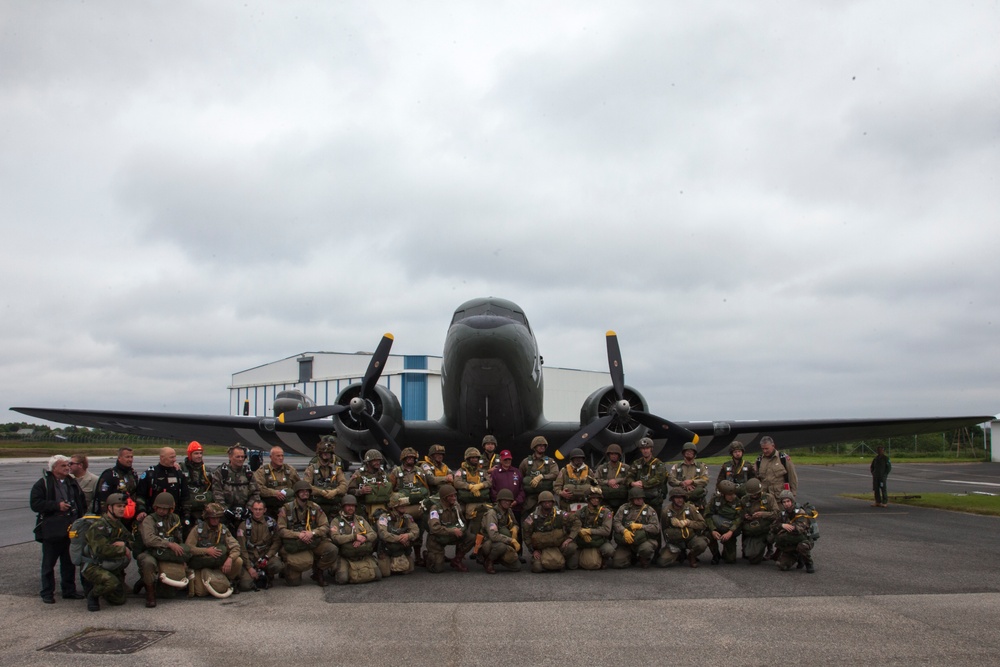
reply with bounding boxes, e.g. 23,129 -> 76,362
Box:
554,449 -> 565,460
606,330 -> 616,337
385,333 -> 394,340
277,414 -> 285,423
692,434 -> 699,444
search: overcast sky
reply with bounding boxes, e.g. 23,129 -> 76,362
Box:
2,2 -> 997,429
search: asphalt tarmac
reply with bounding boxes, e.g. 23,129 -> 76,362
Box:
2,456 -> 999,666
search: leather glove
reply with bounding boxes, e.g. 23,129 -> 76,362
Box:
579,528 -> 592,542
510,539 -> 520,552
629,522 -> 643,531
530,475 -> 541,488
622,529 -> 635,544
671,517 -> 683,527
511,527 -> 519,541
470,484 -> 482,497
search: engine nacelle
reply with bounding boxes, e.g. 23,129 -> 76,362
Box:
578,384 -> 651,454
333,384 -> 403,460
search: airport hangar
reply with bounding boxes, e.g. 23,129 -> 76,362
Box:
230,350 -> 610,424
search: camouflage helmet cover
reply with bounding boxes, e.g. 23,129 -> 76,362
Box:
203,503 -> 226,519
400,447 -> 419,460
429,444 -> 446,456
464,447 -> 482,460
364,449 -> 383,462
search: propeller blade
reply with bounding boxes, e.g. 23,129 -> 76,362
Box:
277,404 -> 348,424
555,415 -> 615,460
361,333 -> 394,398
606,330 -> 624,400
358,411 -> 402,462
631,410 -> 699,446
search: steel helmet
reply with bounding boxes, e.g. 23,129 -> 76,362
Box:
606,444 -> 623,456
496,488 -> 514,502
438,484 -> 457,499
538,490 -> 555,503
464,447 -> 482,460
745,479 -> 762,494
429,444 -> 446,456
203,503 -> 226,519
400,447 -> 419,460
364,449 -> 383,462
717,480 -> 737,495
153,492 -> 176,509
570,448 -> 585,459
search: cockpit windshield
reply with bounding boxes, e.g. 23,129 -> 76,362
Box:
451,302 -> 528,327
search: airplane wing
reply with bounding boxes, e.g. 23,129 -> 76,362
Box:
10,407 -> 332,457
677,415 -> 994,461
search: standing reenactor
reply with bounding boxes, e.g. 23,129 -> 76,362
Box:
705,480 -> 744,565
30,455 -> 86,604
253,446 -> 299,519
82,493 -> 133,612
716,441 -> 757,496
871,446 -> 892,507
348,449 -> 393,520
389,447 -> 430,521
478,488 -> 521,574
186,503 -> 242,591
740,478 -> 779,564
421,444 -> 454,496
69,454 -> 99,511
626,437 -> 666,511
489,450 -> 525,520
454,447 -> 492,535
666,442 -> 710,510
425,484 -> 474,573
136,492 -> 191,607
657,487 -> 709,568
179,441 -> 212,528
211,445 -> 261,528
571,486 -> 614,570
236,499 -> 283,591
756,436 -> 798,498
519,436 -> 558,514
93,447 -> 144,529
277,481 -> 337,586
481,435 -> 500,471
304,439 -> 348,519
592,444 -> 629,511
611,487 -> 660,569
521,490 -> 579,573
770,490 -> 816,573
376,493 -> 420,577
553,448 -> 593,511
328,494 -> 381,585
136,447 -> 189,518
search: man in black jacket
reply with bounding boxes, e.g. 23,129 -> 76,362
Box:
30,455 -> 86,604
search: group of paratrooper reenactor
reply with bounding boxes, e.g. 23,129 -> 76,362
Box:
56,433 -> 816,611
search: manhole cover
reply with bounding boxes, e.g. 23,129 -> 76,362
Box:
40,628 -> 174,655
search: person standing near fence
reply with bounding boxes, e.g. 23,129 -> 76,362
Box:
870,446 -> 891,507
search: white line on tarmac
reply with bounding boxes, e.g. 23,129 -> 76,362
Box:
941,480 -> 1000,487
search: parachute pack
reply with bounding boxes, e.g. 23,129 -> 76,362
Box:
68,514 -> 102,566
800,502 -> 820,542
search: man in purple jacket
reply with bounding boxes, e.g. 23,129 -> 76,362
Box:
489,450 -> 525,522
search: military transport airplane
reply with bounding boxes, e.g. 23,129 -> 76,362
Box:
12,296 -> 991,467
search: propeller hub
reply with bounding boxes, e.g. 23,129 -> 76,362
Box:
349,396 -> 367,415
614,399 -> 631,419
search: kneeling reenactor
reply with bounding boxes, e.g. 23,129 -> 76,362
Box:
478,488 -> 521,573
377,493 -> 420,577
571,486 -> 614,570
705,480 -> 744,565
657,487 -> 709,568
740,478 -> 779,564
770,490 -> 815,573
237,499 -> 283,591
83,493 -> 134,611
329,495 -> 381,584
425,484 -> 475,573
185,503 -> 243,595
611,487 -> 660,569
136,492 -> 192,607
521,490 -> 580,573
278,481 -> 337,586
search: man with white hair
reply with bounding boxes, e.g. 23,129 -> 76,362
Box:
29,455 -> 86,604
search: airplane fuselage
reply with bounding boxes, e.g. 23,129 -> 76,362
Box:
441,298 -> 544,444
